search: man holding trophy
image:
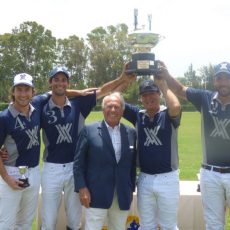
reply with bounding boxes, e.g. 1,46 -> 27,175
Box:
0,73 -> 50,229
119,9 -> 182,230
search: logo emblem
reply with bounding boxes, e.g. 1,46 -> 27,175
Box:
143,126 -> 162,146
56,123 -> 72,144
26,126 -> 39,149
210,117 -> 230,140
219,63 -> 228,70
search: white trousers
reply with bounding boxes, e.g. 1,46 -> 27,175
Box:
200,168 -> 230,230
0,165 -> 40,230
137,171 -> 180,230
84,193 -> 129,230
41,162 -> 82,230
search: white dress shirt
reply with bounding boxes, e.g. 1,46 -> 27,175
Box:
105,121 -> 121,163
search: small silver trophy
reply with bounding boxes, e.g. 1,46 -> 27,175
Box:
126,9 -> 164,76
18,166 -> 30,188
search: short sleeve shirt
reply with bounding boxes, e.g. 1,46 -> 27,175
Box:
186,87 -> 230,166
0,94 -> 50,167
123,103 -> 180,174
41,93 -> 96,163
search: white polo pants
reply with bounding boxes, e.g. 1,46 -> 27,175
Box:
200,168 -> 230,230
41,162 -> 82,230
84,192 -> 129,230
137,170 -> 180,230
0,165 -> 40,230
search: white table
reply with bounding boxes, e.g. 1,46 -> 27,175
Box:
36,181 -> 205,230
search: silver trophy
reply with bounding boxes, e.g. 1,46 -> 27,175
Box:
18,166 -> 30,188
126,9 -> 164,76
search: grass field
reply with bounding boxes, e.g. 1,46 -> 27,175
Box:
33,111 -> 230,229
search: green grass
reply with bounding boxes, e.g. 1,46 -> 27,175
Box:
178,112 -> 202,180
32,111 -> 230,229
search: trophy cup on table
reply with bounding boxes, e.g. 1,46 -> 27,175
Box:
126,9 -> 164,77
18,166 -> 30,188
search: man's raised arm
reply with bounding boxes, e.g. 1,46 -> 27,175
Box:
66,63 -> 136,100
156,61 -> 188,100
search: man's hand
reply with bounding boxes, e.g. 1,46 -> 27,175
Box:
120,62 -> 136,84
0,146 -> 8,161
79,187 -> 91,208
78,88 -> 98,96
111,62 -> 137,93
66,88 -> 98,98
3,174 -> 24,190
155,60 -> 170,80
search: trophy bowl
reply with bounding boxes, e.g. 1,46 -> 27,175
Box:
129,31 -> 162,49
18,166 -> 30,188
126,31 -> 164,76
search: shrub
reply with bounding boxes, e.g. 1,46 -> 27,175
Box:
0,102 -> 8,111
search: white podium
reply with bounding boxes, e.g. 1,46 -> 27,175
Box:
36,181 -> 205,230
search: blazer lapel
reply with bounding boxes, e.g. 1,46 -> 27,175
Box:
119,124 -> 129,162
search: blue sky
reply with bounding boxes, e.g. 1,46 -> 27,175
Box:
1,0 -> 230,77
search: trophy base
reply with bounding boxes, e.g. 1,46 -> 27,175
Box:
126,53 -> 160,76
19,178 -> 30,188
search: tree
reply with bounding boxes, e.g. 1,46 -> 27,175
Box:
86,24 -> 131,87
0,21 -> 57,97
123,80 -> 139,105
198,64 -> 215,90
12,21 -> 57,93
184,64 -> 200,88
56,35 -> 88,89
0,33 -> 20,101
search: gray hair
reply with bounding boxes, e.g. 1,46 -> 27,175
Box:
101,92 -> 125,110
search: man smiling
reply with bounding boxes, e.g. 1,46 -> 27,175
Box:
0,73 -> 49,229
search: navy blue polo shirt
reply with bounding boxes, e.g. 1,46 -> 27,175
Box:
41,93 -> 96,163
0,94 -> 50,167
187,87 -> 230,167
124,103 -> 180,174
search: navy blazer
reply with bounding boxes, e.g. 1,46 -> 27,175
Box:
73,120 -> 137,210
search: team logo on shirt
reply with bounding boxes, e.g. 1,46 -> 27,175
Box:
210,117 -> 230,140
55,123 -> 72,144
143,126 -> 162,146
26,125 -> 39,149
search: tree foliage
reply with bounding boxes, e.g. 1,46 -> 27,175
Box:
56,35 -> 88,89
198,64 -> 215,90
0,20 -> 217,105
0,21 -> 56,98
86,24 -> 131,87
